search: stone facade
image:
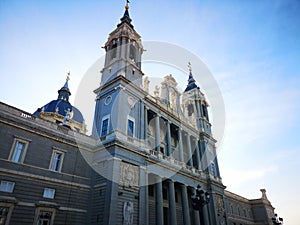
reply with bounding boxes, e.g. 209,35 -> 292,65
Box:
0,4 -> 277,225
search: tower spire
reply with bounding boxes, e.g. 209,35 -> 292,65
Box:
118,0 -> 133,28
184,62 -> 199,92
58,71 -> 71,102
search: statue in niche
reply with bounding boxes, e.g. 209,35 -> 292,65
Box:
170,91 -> 176,110
123,201 -> 134,225
143,76 -> 150,93
154,85 -> 160,98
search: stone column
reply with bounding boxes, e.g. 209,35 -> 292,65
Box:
194,139 -> 201,170
139,166 -> 148,225
166,121 -> 172,156
140,101 -> 145,141
180,184 -> 191,225
155,115 -> 161,152
193,209 -> 201,225
186,134 -> 193,167
195,100 -> 202,119
178,128 -> 184,162
155,176 -> 164,225
117,37 -> 122,58
126,39 -> 130,59
167,180 -> 177,225
144,107 -> 148,148
121,37 -> 126,59
202,204 -> 210,225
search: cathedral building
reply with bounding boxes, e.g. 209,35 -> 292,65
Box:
0,3 -> 277,225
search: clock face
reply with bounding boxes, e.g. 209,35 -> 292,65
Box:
104,95 -> 112,105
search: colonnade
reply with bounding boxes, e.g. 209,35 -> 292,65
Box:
146,175 -> 211,225
143,106 -> 203,171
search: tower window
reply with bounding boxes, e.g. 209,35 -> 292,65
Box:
49,151 -> 64,172
187,104 -> 194,116
129,45 -> 136,62
110,40 -> 117,60
100,115 -> 110,137
127,119 -> 134,137
202,104 -> 209,120
9,138 -> 29,163
211,162 -> 216,176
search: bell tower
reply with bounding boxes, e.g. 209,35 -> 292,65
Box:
92,2 -> 145,139
182,63 -> 220,178
100,2 -> 144,87
182,63 -> 211,135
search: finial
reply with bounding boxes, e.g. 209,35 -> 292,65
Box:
188,62 -> 192,72
66,71 -> 70,81
125,0 -> 130,10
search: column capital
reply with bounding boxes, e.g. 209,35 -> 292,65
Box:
166,178 -> 175,183
139,166 -> 147,171
178,183 -> 187,188
176,127 -> 182,131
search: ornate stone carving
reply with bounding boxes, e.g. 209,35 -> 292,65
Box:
216,195 -> 225,214
119,162 -> 139,187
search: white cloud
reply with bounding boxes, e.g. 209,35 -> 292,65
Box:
221,165 -> 278,187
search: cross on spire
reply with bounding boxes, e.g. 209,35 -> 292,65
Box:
66,71 -> 70,81
184,62 -> 199,92
125,0 -> 130,10
188,62 -> 192,72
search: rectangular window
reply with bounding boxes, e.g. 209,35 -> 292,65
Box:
43,188 -> 55,199
211,163 -> 216,176
49,151 -> 64,172
9,138 -> 29,163
101,118 -> 109,137
0,207 -> 9,225
37,211 -> 53,225
0,181 -> 15,193
127,119 -> 134,137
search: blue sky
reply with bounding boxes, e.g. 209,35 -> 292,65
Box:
1,0 -> 300,224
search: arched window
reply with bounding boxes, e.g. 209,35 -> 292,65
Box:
129,44 -> 136,62
187,103 -> 194,116
110,40 -> 117,60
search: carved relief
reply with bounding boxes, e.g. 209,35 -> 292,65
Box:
216,195 -> 225,214
119,162 -> 139,187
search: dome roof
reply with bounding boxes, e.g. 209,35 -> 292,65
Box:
33,99 -> 84,124
33,75 -> 85,125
